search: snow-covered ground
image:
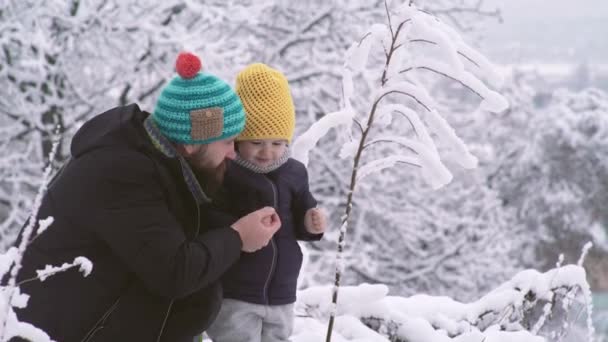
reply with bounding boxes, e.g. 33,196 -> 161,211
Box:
288,265 -> 594,342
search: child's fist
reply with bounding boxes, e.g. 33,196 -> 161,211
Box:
304,208 -> 326,234
261,215 -> 272,227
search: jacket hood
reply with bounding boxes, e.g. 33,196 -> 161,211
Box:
71,104 -> 151,158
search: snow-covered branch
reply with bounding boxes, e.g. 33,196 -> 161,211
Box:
294,262 -> 595,342
0,135 -> 92,342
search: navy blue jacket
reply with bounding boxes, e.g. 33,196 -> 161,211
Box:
9,104 -> 243,342
208,158 -> 321,305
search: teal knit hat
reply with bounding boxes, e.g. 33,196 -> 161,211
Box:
153,52 -> 246,144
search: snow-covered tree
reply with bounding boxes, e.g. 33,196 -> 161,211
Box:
291,2 -> 509,338
488,85 -> 608,269
292,2 -> 519,303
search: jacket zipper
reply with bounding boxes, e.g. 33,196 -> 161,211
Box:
157,164 -> 202,341
81,296 -> 121,342
262,177 -> 278,304
156,300 -> 174,342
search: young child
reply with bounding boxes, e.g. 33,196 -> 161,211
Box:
205,63 -> 326,342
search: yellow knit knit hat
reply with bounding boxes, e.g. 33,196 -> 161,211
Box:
235,63 -> 295,143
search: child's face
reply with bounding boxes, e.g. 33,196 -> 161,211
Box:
238,140 -> 288,167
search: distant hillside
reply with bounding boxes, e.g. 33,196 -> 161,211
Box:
497,62 -> 608,91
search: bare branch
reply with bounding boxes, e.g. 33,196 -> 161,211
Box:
393,110 -> 420,138
377,90 -> 432,112
409,39 -> 480,68
396,160 -> 422,168
380,19 -> 410,85
384,0 -> 394,39
302,7 -> 334,33
352,118 -> 364,134
431,7 -> 500,18
363,138 -> 417,155
399,66 -> 483,99
357,31 -> 372,47
137,79 -> 166,102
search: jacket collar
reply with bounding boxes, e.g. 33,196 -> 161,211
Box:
143,116 -> 211,204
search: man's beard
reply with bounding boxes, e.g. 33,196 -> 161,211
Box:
194,159 -> 227,197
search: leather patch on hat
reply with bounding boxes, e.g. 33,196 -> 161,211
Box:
190,107 -> 224,141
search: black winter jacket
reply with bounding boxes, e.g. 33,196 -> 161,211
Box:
11,104 -> 242,342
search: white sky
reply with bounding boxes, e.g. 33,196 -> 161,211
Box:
480,0 -> 608,64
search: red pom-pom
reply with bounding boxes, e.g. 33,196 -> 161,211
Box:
175,52 -> 202,79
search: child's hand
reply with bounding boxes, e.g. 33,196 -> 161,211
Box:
261,215 -> 272,226
304,208 -> 326,234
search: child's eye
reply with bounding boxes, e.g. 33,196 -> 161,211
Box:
251,141 -> 262,145
272,142 -> 284,146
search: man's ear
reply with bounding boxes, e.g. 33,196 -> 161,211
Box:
175,144 -> 197,157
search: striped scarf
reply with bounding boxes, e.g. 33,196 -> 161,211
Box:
233,149 -> 290,174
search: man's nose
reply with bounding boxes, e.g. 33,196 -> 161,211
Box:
226,149 -> 236,160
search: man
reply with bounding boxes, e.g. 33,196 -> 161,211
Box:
12,52 -> 279,342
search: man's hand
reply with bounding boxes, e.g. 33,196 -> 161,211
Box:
304,208 -> 326,234
231,207 -> 281,252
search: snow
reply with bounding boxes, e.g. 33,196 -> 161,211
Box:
36,256 -> 93,282
0,309 -> 54,342
375,104 -> 434,148
589,223 -> 608,250
345,24 -> 388,73
424,109 -> 478,169
0,248 -> 93,341
295,4 -> 508,186
8,140 -> 60,287
292,68 -> 358,168
339,141 -> 359,160
411,12 -> 464,72
356,155 -> 421,182
357,147 -> 453,190
2,2 -> 604,342
578,242 -> 593,267
291,108 -> 356,167
0,248 -> 18,277
292,265 -> 594,341
9,287 -> 29,310
74,257 -> 93,278
35,217 -> 54,236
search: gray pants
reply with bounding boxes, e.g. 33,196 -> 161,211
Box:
205,299 -> 294,342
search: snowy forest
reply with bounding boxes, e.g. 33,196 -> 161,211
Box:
0,0 -> 607,341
